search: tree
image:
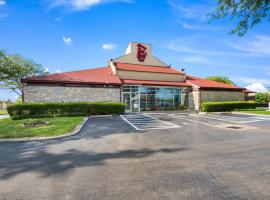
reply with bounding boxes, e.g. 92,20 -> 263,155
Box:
206,75 -> 234,85
255,92 -> 270,104
0,50 -> 48,102
209,0 -> 270,36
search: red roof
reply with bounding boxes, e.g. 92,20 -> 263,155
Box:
115,62 -> 184,75
186,75 -> 243,90
22,67 -> 122,85
122,79 -> 190,87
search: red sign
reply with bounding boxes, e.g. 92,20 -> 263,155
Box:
137,43 -> 147,62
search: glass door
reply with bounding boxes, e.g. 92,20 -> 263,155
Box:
123,93 -> 131,112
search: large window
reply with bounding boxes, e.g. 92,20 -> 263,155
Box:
122,86 -> 181,112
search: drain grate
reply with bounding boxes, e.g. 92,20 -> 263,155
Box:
227,126 -> 242,129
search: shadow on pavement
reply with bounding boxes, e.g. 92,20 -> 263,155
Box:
0,145 -> 187,180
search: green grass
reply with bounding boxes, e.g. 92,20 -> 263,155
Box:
235,109 -> 270,115
0,110 -> 8,115
0,116 -> 84,139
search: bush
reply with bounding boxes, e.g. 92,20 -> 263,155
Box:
22,118 -> 49,128
255,93 -> 270,104
7,102 -> 126,120
201,101 -> 257,112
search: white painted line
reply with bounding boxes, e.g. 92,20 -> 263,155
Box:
120,115 -> 141,130
121,114 -> 180,131
144,114 -> 180,128
195,115 -> 264,124
171,116 -> 212,126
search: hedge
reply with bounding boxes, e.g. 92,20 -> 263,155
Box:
7,102 -> 126,120
201,101 -> 257,112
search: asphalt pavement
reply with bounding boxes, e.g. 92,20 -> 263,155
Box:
1,113 -> 270,200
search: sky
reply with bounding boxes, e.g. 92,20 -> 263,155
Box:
0,0 -> 270,101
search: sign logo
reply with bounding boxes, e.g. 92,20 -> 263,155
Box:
137,43 -> 147,62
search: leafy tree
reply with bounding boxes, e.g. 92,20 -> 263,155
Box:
206,75 -> 234,85
0,50 -> 48,102
255,92 -> 270,104
209,0 -> 270,36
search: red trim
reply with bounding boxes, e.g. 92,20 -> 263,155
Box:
115,62 -> 184,75
122,79 -> 190,87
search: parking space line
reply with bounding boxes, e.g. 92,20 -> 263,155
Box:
171,116 -> 212,126
144,114 -> 180,128
195,115 -> 264,124
120,114 -> 179,130
120,115 -> 140,130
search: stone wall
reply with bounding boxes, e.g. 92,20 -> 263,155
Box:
24,85 -> 121,103
191,90 -> 245,111
200,90 -> 245,103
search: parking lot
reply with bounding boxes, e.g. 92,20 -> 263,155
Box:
1,113 -> 270,199
121,112 -> 270,131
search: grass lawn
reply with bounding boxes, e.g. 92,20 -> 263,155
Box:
0,116 -> 84,139
236,110 -> 270,115
0,110 -> 8,115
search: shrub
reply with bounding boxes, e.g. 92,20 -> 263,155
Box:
7,102 -> 126,120
201,101 -> 257,112
22,119 -> 49,128
255,93 -> 270,104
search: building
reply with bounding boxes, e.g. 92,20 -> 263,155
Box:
0,101 -> 8,110
22,42 -> 245,112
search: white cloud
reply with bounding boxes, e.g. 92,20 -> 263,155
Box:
167,0 -> 211,21
55,70 -> 62,73
44,68 -> 49,72
265,67 -> 270,75
50,0 -> 133,11
102,43 -> 116,50
227,35 -> 270,57
177,20 -> 224,31
54,17 -> 62,22
246,83 -> 267,93
0,0 -> 6,6
238,77 -> 270,85
168,36 -> 246,57
178,55 -> 213,65
62,36 -> 73,45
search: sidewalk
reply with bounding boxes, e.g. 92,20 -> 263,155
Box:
0,115 -> 10,120
232,111 -> 270,118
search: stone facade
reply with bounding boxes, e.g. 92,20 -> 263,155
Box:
191,90 -> 245,111
24,85 -> 121,103
200,90 -> 245,103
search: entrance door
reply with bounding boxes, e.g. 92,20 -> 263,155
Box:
123,93 -> 131,112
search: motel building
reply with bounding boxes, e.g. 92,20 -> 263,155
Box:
22,42 -> 246,112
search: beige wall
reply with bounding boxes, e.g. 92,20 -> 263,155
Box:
192,90 -> 200,110
113,42 -> 168,67
24,85 -> 121,103
117,70 -> 186,82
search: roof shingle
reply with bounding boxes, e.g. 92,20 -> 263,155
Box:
22,67 -> 121,85
186,75 -> 244,90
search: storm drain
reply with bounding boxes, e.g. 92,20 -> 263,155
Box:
226,126 -> 243,130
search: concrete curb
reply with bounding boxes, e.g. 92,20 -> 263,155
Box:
231,112 -> 270,118
0,117 -> 89,143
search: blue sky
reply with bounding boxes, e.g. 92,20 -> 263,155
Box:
1,0 -> 270,100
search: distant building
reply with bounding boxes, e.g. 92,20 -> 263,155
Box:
22,42 -> 246,112
0,101 -> 8,110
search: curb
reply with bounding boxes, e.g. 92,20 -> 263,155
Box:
0,117 -> 89,142
231,112 -> 270,118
